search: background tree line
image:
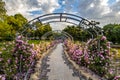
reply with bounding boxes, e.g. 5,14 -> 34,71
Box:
24,21 -> 52,39
103,24 -> 120,44
63,24 -> 120,44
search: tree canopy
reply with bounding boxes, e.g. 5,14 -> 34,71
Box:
0,0 -> 28,40
0,0 -> 7,19
63,25 -> 91,41
103,24 -> 120,44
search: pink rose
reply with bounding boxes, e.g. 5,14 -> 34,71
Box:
101,36 -> 107,40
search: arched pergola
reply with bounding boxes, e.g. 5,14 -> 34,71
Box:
21,13 -> 102,38
20,13 -> 103,51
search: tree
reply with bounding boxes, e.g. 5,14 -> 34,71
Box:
0,0 -> 7,19
14,14 -> 28,31
113,25 -> 120,43
35,24 -> 52,39
63,26 -> 79,40
0,21 -> 13,40
6,14 -> 28,32
0,13 -> 28,41
103,24 -> 120,44
63,25 -> 91,41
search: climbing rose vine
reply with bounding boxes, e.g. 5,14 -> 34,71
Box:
12,36 -> 37,79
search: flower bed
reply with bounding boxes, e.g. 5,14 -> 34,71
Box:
64,36 -> 117,79
0,36 -> 57,80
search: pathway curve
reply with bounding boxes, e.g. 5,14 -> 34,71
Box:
40,43 -> 85,80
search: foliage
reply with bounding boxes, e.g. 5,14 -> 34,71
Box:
35,24 -> 52,38
103,24 -> 120,44
0,0 -> 28,41
63,25 -> 101,41
25,23 -> 52,39
63,26 -> 90,41
6,14 -> 28,32
0,14 -> 28,41
0,21 -> 14,40
0,0 -> 6,19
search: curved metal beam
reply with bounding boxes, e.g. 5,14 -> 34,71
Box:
30,13 -> 85,23
44,21 -> 78,26
22,13 -> 97,33
41,30 -> 73,41
79,19 -> 98,38
61,31 -> 74,41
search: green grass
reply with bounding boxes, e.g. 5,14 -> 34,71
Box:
117,48 -> 120,57
111,48 -> 120,58
28,40 -> 41,44
28,40 -> 50,44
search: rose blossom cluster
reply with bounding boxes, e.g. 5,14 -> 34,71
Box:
114,75 -> 120,80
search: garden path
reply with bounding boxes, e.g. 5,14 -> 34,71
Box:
40,43 -> 84,80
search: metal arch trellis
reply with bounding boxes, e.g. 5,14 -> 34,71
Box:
21,13 -> 101,37
20,13 -> 102,50
41,30 -> 74,41
20,13 -> 102,49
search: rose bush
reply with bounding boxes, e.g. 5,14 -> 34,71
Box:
64,35 -> 112,78
88,36 -> 110,76
0,36 -> 57,80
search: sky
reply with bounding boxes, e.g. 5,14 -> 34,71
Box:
3,0 -> 120,30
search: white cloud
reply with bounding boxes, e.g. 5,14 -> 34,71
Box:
116,0 -> 120,2
90,3 -> 94,8
38,0 -> 60,13
64,0 -> 120,27
118,11 -> 120,14
62,1 -> 66,5
78,0 -> 111,18
50,22 -> 73,30
3,0 -> 120,28
3,0 -> 60,20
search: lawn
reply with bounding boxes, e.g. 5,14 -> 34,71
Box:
111,48 -> 120,58
28,40 -> 50,44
